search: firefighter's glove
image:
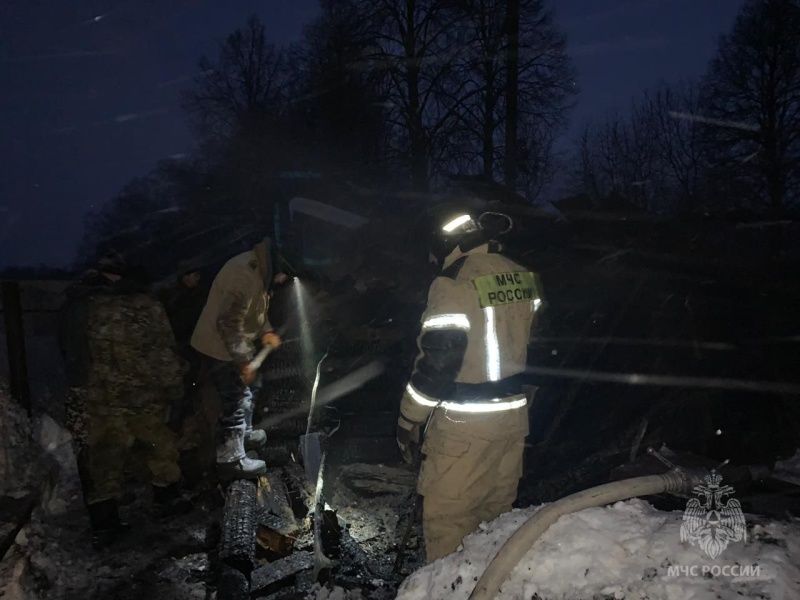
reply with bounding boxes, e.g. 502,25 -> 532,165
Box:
240,363 -> 258,387
397,414 -> 423,465
262,332 -> 282,350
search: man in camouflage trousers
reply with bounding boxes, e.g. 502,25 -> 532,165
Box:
60,253 -> 191,548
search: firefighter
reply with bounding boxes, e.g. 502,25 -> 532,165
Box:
191,237 -> 288,480
396,207 -> 543,561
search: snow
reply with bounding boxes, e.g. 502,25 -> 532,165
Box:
0,384 -> 49,497
773,448 -> 800,487
0,382 -> 218,600
309,584 -> 368,599
396,499 -> 800,600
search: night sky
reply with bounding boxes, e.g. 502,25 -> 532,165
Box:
0,0 -> 745,269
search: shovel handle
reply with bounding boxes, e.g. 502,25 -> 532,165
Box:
248,344 -> 275,372
248,325 -> 288,372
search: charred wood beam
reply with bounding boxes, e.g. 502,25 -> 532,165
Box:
339,527 -> 381,579
257,472 -> 297,526
338,463 -> 416,496
524,364 -> 800,395
523,240 -> 800,295
218,480 -> 258,575
217,564 -> 250,600
530,337 -> 738,351
283,461 -> 316,518
250,551 -> 314,598
255,471 -> 301,560
570,243 -> 800,287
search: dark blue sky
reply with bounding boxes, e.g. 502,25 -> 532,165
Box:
0,0 -> 744,268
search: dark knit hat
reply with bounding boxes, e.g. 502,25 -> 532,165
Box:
176,259 -> 202,278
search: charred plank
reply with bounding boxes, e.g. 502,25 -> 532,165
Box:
218,480 -> 258,574
338,463 -> 416,496
250,551 -> 314,597
255,512 -> 299,561
257,472 -> 296,526
282,461 -> 316,519
339,526 -> 381,579
217,564 -> 249,600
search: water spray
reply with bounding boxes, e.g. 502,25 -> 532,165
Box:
291,275 -> 317,379
254,361 -> 386,431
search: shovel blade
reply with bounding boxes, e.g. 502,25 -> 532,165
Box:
299,433 -> 322,484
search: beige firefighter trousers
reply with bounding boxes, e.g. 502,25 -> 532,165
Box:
418,407 -> 528,561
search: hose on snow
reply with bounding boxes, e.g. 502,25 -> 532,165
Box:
468,470 -> 698,600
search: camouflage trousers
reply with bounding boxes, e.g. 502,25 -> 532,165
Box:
66,387 -> 90,455
66,388 -> 93,504
83,405 -> 182,505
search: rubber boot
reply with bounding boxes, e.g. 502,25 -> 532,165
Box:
217,456 -> 266,480
152,483 -> 194,519
88,499 -> 130,550
74,447 -> 93,510
244,429 -> 267,451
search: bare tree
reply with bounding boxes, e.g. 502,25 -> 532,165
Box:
576,122 -> 601,202
575,109 -> 658,212
355,0 -> 471,191
504,0 -> 520,190
442,0 -> 509,182
295,0 -> 390,180
643,81 -> 708,211
575,80 -> 714,214
78,172 -> 182,269
704,0 -> 800,211
184,15 -> 290,139
518,124 -> 557,200
444,0 -> 575,196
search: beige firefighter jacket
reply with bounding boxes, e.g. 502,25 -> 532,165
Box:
191,240 -> 274,365
400,243 -> 543,436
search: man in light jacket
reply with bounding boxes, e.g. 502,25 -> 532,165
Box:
191,237 -> 287,479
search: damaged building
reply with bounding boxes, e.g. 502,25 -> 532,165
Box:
2,182 -> 800,599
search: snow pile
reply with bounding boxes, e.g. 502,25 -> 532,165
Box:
35,413 -> 84,515
1,383 -> 84,516
397,499 -> 800,600
309,584 -> 368,599
0,383 -> 45,496
773,448 -> 800,486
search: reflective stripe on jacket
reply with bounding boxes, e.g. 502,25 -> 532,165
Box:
401,243 -> 542,422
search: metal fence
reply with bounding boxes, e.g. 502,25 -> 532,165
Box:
0,280 -> 69,415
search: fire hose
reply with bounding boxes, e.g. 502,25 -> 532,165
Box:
467,465 -> 749,600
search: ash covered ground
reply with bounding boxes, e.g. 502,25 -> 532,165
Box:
0,382 -> 426,600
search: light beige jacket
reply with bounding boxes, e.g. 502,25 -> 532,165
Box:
191,241 -> 273,364
401,244 -> 543,437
